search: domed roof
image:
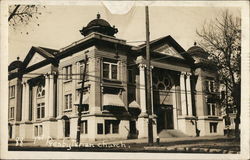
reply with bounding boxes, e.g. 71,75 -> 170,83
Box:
80,13 -> 118,37
87,18 -> 111,28
187,42 -> 209,59
8,57 -> 23,71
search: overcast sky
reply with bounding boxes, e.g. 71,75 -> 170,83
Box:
8,4 -> 240,63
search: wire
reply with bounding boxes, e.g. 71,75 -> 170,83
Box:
21,74 -> 221,96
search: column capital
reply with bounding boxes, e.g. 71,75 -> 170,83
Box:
180,72 -> 186,76
186,72 -> 192,77
139,63 -> 146,70
22,81 -> 27,85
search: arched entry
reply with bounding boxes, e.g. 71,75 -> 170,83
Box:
152,68 -> 175,133
62,115 -> 70,137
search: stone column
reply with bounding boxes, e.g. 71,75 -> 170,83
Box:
137,63 -> 148,138
24,82 -> 30,121
49,74 -> 54,118
76,62 -> 80,82
172,85 -> 178,129
21,82 -> 26,121
139,64 -> 147,114
186,73 -> 193,116
57,73 -> 63,117
180,72 -> 187,116
45,74 -> 50,118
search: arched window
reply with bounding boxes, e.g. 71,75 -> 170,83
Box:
37,85 -> 45,98
152,70 -> 173,91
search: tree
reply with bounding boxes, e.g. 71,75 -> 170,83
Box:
8,5 -> 45,30
196,10 -> 241,138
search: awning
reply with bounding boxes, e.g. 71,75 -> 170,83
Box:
74,94 -> 89,109
128,100 -> 141,116
103,94 -> 126,112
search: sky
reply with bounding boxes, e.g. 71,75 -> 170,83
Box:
8,4 -> 241,63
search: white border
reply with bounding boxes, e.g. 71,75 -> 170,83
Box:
1,1 -> 249,159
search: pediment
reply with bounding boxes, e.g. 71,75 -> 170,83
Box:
153,43 -> 184,59
26,52 -> 46,68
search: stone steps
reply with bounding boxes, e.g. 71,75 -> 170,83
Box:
158,129 -> 188,138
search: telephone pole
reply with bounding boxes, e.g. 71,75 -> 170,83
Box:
76,55 -> 88,145
145,5 -> 154,145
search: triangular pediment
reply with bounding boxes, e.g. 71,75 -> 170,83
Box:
26,52 -> 46,68
153,43 -> 184,59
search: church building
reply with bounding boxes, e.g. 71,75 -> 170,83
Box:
8,14 -> 224,141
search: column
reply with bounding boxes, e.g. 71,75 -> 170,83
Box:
76,62 -> 80,81
49,74 -> 54,118
172,85 -> 178,129
180,72 -> 187,116
186,73 -> 193,116
57,72 -> 62,117
139,64 -> 147,114
24,82 -> 30,121
21,82 -> 26,121
45,74 -> 50,118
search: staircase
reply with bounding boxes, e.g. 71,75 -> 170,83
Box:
158,129 -> 189,138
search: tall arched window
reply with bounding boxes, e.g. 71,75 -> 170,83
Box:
37,85 -> 45,98
36,85 -> 45,119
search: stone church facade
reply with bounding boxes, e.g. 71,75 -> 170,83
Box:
8,14 -> 224,141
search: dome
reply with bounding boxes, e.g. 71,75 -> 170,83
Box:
80,13 -> 118,37
187,42 -> 209,59
87,18 -> 111,28
8,57 -> 23,71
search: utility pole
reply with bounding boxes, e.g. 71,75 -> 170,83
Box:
76,55 -> 88,145
145,5 -> 154,145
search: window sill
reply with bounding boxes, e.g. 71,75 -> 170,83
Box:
103,78 -> 122,84
64,109 -> 72,112
64,79 -> 72,83
82,111 -> 89,114
9,97 -> 15,99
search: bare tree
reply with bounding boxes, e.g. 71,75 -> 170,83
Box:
197,10 -> 241,138
8,5 -> 45,30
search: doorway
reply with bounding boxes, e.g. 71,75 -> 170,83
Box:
157,105 -> 174,133
62,116 -> 70,137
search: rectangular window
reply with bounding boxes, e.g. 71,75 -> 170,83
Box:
34,125 -> 43,137
9,85 -> 15,98
34,126 -> 38,137
210,81 -> 214,92
105,120 -> 120,134
39,125 -> 43,136
103,62 -> 118,80
207,103 -> 216,116
65,94 -> 72,110
205,81 -> 209,92
128,69 -> 133,83
37,103 -> 45,119
103,63 -> 110,79
10,107 -> 14,119
65,65 -> 72,80
210,122 -> 217,133
80,120 -> 88,134
97,123 -> 103,134
79,62 -> 89,81
205,80 -> 215,92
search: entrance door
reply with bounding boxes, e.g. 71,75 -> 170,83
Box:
64,119 -> 70,137
62,116 -> 70,137
157,105 -> 174,133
